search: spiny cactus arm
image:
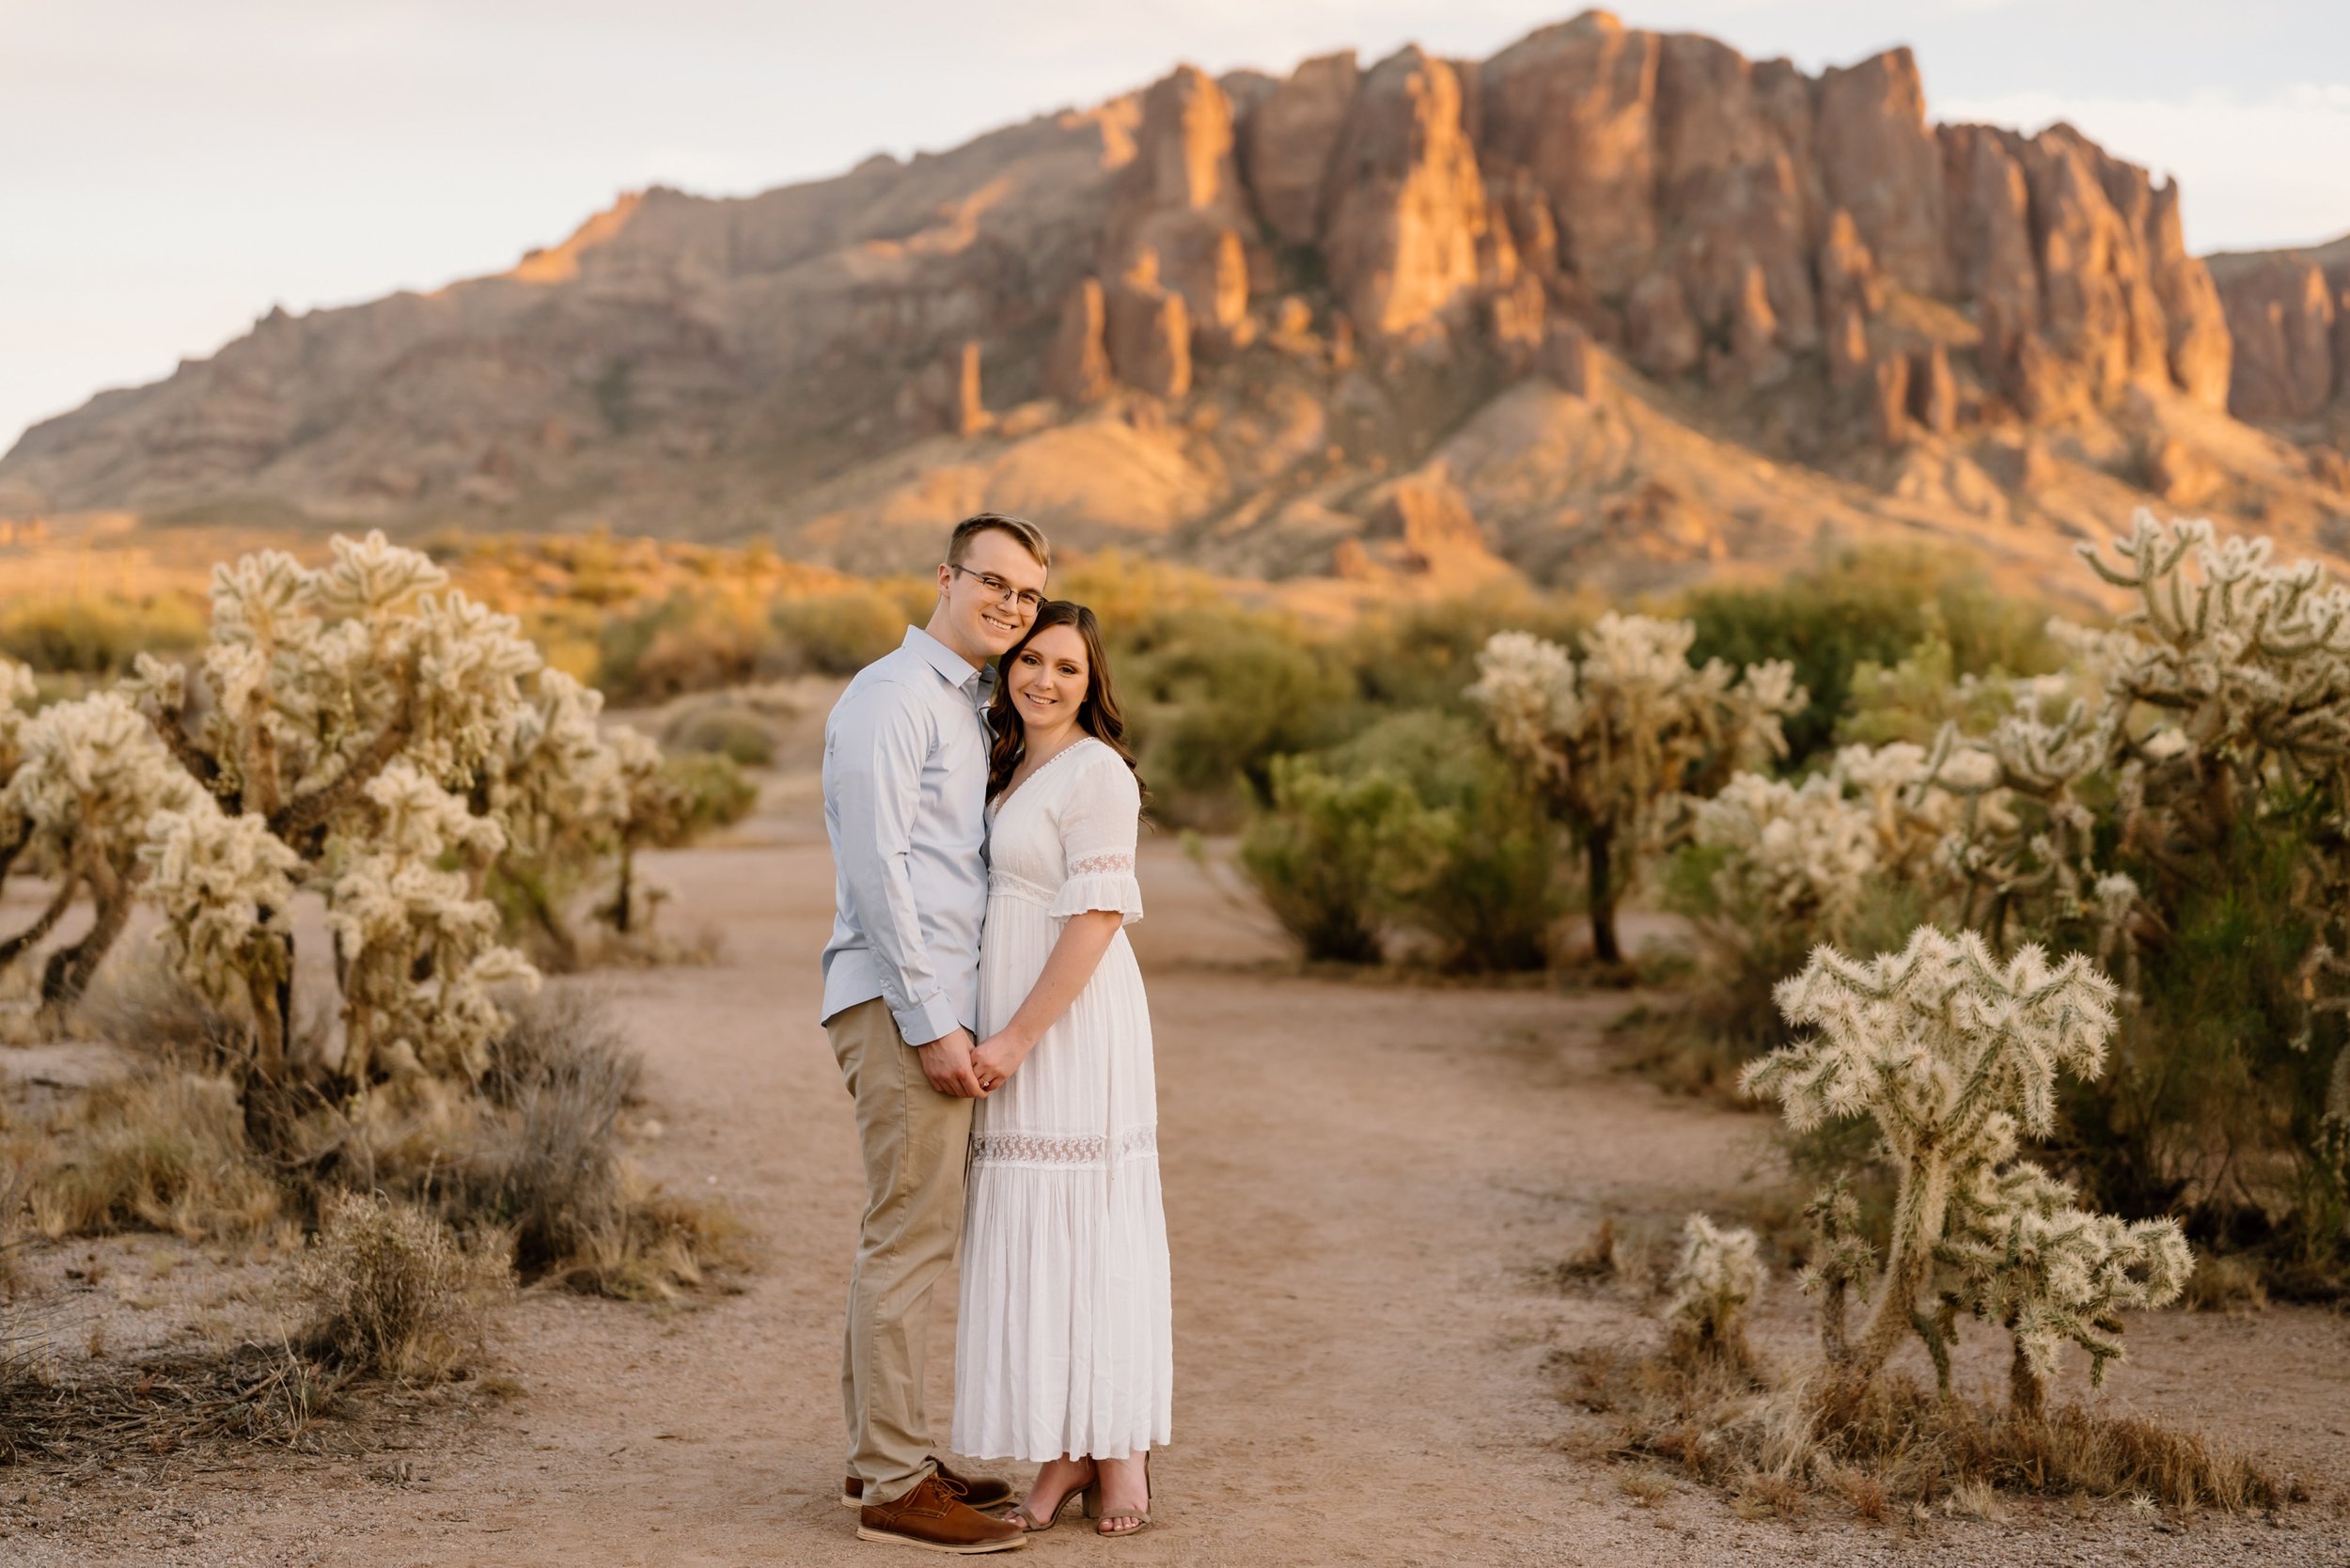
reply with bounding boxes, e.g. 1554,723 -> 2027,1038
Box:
310,529 -> 449,620
126,654 -> 230,799
0,865 -> 79,967
1913,1301 -> 1958,1396
267,680 -> 417,849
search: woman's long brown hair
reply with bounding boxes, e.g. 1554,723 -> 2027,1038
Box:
987,601 -> 1149,808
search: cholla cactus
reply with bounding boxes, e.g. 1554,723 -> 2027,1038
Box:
1799,1178 -> 1876,1365
1695,773 -> 1875,934
146,531 -> 540,843
2084,513 -> 2350,775
598,726 -> 683,937
321,762 -> 539,1083
1471,616 -> 1804,964
1693,744 -> 1967,959
0,657 -> 35,783
0,657 -> 39,930
1745,927 -> 2121,1384
0,694 -> 202,1006
60,531 -> 662,1089
483,669 -> 628,966
1929,684 -> 2109,939
1939,1158 -> 2190,1414
1664,1214 -> 1764,1366
141,804 -> 305,1071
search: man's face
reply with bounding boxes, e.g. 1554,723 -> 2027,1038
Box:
937,529 -> 1048,661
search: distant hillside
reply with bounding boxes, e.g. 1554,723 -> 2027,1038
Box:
6,8 -> 2348,597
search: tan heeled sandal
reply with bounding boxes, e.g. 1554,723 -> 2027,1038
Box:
1003,1458 -> 1097,1533
1084,1452 -> 1152,1538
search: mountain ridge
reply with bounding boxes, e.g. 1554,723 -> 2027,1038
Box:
5,8 -> 2346,597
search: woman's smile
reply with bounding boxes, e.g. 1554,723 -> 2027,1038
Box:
1006,623 -> 1090,734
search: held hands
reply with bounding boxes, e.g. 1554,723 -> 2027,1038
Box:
916,1028 -> 987,1098
970,1028 -> 1034,1094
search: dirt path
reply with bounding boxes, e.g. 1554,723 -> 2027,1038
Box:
10,784 -> 2349,1567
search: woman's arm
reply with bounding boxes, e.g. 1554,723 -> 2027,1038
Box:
971,910 -> 1122,1085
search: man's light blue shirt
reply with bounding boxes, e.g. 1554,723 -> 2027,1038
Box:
820,625 -> 995,1045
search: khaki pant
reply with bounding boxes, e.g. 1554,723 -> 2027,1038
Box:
828,997 -> 973,1507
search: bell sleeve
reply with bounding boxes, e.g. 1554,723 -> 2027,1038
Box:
1048,750 -> 1144,926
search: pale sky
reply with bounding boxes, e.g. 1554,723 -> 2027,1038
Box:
6,1 -> 2349,453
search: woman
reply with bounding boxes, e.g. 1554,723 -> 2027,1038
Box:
953,601 -> 1171,1538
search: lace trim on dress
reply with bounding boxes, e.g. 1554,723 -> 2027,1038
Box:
1068,852 -> 1135,875
990,735 -> 1101,814
971,1126 -> 1158,1168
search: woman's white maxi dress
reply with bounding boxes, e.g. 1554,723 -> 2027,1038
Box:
952,738 -> 1173,1464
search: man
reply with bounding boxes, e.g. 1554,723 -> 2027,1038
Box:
822,512 -> 1052,1554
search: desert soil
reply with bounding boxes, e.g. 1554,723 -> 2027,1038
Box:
5,772 -> 2348,1568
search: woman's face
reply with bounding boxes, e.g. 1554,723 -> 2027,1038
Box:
1006,623 -> 1089,737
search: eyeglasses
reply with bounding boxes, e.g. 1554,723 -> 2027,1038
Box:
948,563 -> 1045,616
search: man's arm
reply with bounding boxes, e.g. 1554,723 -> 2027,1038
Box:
829,682 -> 962,1047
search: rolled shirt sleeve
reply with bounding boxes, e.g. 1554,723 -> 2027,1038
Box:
829,683 -> 963,1044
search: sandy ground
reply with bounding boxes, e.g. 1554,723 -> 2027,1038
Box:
4,776 -> 2349,1567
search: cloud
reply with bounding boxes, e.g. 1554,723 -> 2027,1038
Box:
1935,83 -> 2350,254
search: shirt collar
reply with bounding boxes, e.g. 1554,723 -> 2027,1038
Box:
903,624 -> 990,693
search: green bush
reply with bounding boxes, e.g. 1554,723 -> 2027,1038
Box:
1322,711 -> 1559,971
1238,756 -> 1443,964
1680,547 -> 2059,765
663,702 -> 776,766
594,591 -> 774,703
768,585 -> 927,677
1339,590 -> 1590,714
656,753 -> 758,842
1123,606 -> 1356,823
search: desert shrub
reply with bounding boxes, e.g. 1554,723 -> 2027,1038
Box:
0,592 -> 207,677
460,989 -> 730,1299
594,588 -> 776,703
297,1190 -> 504,1379
766,584 -> 928,677
1320,711 -> 1559,970
1051,552 -> 1222,632
663,701 -> 775,766
656,752 -> 757,839
26,1072 -> 281,1242
1122,605 -> 1356,823
1339,589 -> 1592,714
79,964 -> 321,1079
1563,1347 -> 2289,1515
1471,615 -> 1804,965
1238,757 -> 1443,964
1681,546 -> 2060,766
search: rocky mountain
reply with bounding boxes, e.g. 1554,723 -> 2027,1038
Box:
2209,232 -> 2350,431
7,9 -> 2348,596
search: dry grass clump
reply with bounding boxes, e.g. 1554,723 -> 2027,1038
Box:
23,1071 -> 282,1242
461,987 -> 738,1300
79,964 -> 275,1075
296,1190 -> 507,1380
0,1341 -> 338,1466
1559,1345 -> 2297,1519
2180,1248 -> 2269,1313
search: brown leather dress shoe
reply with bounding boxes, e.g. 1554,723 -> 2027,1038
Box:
856,1473 -> 1027,1553
842,1458 -> 1014,1512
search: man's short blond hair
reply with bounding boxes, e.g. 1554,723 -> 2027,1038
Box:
947,512 -> 1051,571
